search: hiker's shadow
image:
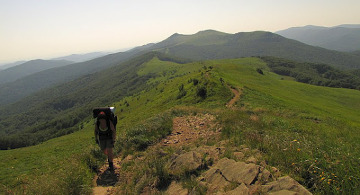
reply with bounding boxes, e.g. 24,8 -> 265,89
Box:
96,169 -> 118,186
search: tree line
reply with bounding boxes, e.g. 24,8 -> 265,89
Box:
260,56 -> 360,90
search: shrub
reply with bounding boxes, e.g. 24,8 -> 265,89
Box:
256,68 -> 264,75
196,86 -> 207,99
177,90 -> 187,99
177,84 -> 187,99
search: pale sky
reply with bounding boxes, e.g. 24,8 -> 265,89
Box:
1,0 -> 360,64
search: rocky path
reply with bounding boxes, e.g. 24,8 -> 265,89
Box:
164,145 -> 312,195
91,86 -> 313,194
162,113 -> 220,146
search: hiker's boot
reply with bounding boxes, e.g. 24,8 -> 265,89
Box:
109,161 -> 114,172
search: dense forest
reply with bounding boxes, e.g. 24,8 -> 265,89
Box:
261,56 -> 360,90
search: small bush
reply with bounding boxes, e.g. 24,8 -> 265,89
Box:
178,84 -> 184,91
196,86 -> 207,99
256,68 -> 264,75
153,158 -> 171,190
177,84 -> 187,99
177,90 -> 187,99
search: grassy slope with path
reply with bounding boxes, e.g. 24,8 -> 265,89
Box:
214,58 -> 360,193
1,57 -> 359,194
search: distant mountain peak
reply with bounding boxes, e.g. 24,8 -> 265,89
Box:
169,32 -> 183,38
336,24 -> 360,29
195,29 -> 225,34
276,24 -> 360,52
168,30 -> 227,38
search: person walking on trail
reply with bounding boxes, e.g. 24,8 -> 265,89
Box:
95,111 -> 116,171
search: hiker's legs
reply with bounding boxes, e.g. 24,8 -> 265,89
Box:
100,139 -> 114,170
107,148 -> 114,171
107,148 -> 113,162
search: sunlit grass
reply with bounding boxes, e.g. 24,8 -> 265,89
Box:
214,57 -> 360,194
1,57 -> 359,194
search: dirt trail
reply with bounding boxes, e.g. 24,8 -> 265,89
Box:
92,157 -> 121,195
92,114 -> 219,195
162,113 -> 220,147
226,86 -> 241,108
92,86 -> 241,194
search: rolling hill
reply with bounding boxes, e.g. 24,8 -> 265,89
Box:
2,30 -> 360,107
0,60 -> 26,70
0,59 -> 74,84
149,30 -> 360,69
0,52 -> 186,149
276,24 -> 360,52
0,46 -> 150,105
51,51 -> 111,62
0,55 -> 359,194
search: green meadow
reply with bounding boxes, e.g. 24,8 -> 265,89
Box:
1,57 -> 359,194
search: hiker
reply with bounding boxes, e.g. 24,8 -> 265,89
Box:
95,111 -> 116,171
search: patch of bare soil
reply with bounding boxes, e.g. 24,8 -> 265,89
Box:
162,113 -> 220,146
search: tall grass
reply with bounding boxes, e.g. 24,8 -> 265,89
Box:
219,106 -> 360,194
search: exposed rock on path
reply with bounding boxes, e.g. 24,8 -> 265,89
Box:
168,151 -> 203,175
261,176 -> 312,195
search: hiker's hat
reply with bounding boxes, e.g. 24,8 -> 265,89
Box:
97,111 -> 107,120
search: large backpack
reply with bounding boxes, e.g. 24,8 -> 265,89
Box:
93,107 -> 118,138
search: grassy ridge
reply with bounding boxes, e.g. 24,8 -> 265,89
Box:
153,30 -> 360,69
0,57 -> 230,194
212,58 -> 360,193
1,57 -> 359,194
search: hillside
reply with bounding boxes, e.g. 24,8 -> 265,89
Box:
149,30 -> 360,69
0,59 -> 74,84
1,56 -> 359,194
0,52 -> 188,149
2,30 -> 360,106
276,24 -> 360,52
0,60 -> 26,70
51,52 -> 111,62
0,47 -> 148,106
260,56 -> 360,89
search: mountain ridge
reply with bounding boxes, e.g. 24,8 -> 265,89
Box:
1,29 -> 360,106
276,24 -> 360,51
51,52 -> 111,62
0,59 -> 74,84
0,48 -> 148,105
151,30 -> 360,68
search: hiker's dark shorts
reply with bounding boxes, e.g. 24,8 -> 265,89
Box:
99,138 -> 114,150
